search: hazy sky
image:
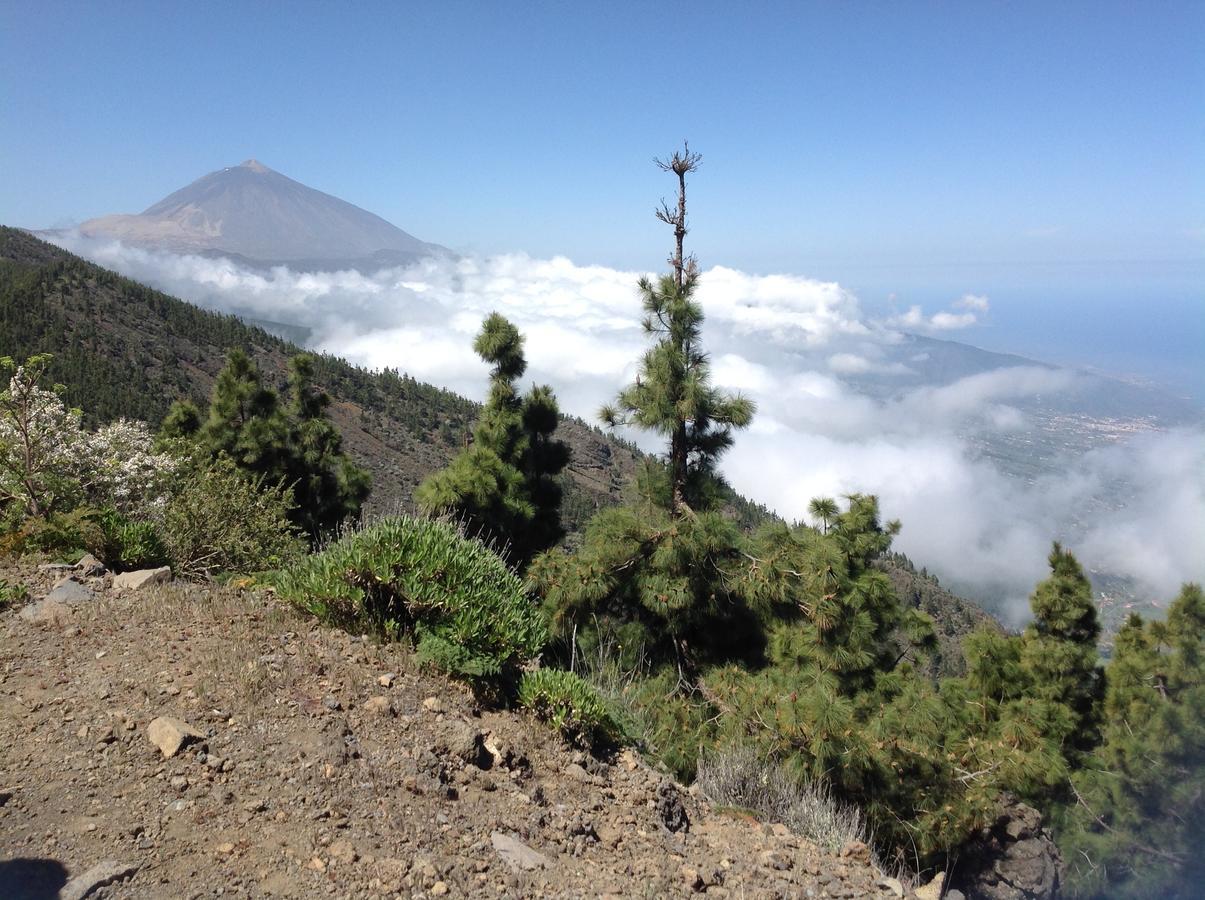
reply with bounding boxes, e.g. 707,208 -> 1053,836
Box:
2,1 -> 1202,391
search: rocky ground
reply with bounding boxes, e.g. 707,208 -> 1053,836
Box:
0,562 -> 935,899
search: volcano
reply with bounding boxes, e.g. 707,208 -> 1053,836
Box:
77,159 -> 447,271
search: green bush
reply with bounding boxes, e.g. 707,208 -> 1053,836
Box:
0,507 -> 105,561
113,520 -> 170,570
271,515 -> 547,688
160,453 -> 304,578
0,578 -> 29,610
518,668 -> 620,750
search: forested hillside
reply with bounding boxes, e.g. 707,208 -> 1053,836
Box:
0,226 -> 639,531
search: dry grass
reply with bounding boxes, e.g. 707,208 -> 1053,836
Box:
697,744 -> 880,864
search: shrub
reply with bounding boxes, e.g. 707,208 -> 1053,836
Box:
112,520 -> 170,570
0,579 -> 29,610
271,515 -> 547,688
0,507 -> 106,561
160,453 -> 304,578
518,668 -> 620,750
696,744 -> 876,859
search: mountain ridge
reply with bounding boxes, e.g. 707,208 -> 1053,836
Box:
75,159 -> 449,271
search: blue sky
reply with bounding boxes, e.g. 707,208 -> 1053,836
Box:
2,1 -> 1202,392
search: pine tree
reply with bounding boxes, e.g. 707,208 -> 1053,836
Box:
416,314 -> 568,567
283,354 -> 371,541
1058,583 -> 1205,898
600,144 -> 754,516
189,350 -> 369,542
1019,542 -> 1103,758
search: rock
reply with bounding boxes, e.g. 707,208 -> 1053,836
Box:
655,781 -> 690,833
37,562 -> 75,573
422,696 -> 444,714
113,566 -> 171,592
491,831 -> 550,872
19,598 -> 72,626
322,694 -> 341,711
328,840 -> 358,865
877,875 -> 905,897
681,864 -> 704,892
760,849 -> 793,871
431,881 -> 449,896
146,716 -> 205,758
169,776 -> 188,791
362,695 -> 394,717
952,795 -> 1063,899
60,860 -> 139,900
47,578 -> 96,606
439,720 -> 490,768
914,872 -> 945,900
839,840 -> 871,865
75,553 -> 107,576
377,673 -> 396,688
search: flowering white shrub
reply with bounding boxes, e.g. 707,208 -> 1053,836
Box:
0,357 -> 86,518
76,418 -> 178,518
0,356 -> 178,521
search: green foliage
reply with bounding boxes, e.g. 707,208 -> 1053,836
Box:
518,668 -> 619,750
0,507 -> 105,561
195,350 -> 370,542
1020,542 -> 1103,759
599,149 -> 753,516
417,314 -> 569,567
271,515 -> 547,689
110,520 -> 170,570
159,452 -> 304,578
1056,583 -> 1205,898
0,578 -> 28,609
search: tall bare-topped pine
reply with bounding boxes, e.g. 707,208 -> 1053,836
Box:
601,144 -> 754,517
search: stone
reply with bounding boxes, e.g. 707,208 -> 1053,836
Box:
655,781 -> 690,833
877,875 -> 905,897
328,840 -> 358,865
75,553 -> 107,576
490,831 -> 550,872
19,598 -> 72,626
431,882 -> 449,896
377,673 -> 397,687
422,696 -> 444,714
362,696 -> 394,717
60,860 -> 139,900
760,849 -> 793,872
113,566 -> 171,592
322,694 -> 341,711
914,872 -> 944,900
839,840 -> 871,865
47,578 -> 96,606
146,716 -> 205,758
952,795 -> 1062,900
440,721 -> 490,768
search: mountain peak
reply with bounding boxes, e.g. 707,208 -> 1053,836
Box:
78,160 -> 449,269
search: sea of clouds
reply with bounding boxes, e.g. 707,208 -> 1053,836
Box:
54,234 -> 1205,623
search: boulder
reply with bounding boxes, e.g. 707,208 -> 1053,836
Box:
491,831 -> 550,872
19,598 -> 72,626
113,567 -> 171,592
75,553 -> 107,577
952,795 -> 1063,899
47,578 -> 96,606
146,716 -> 205,758
61,860 -> 139,900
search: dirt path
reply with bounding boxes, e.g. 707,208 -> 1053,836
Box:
1,565 -> 907,899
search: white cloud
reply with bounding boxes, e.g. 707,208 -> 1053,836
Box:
955,293 -> 991,312
49,232 -> 1205,623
